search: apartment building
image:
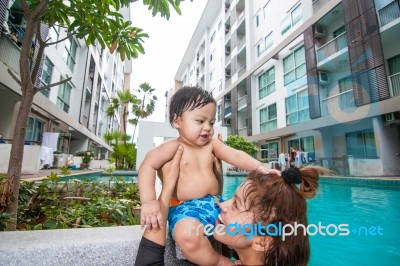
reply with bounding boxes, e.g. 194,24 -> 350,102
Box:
0,0 -> 130,171
174,0 -> 400,176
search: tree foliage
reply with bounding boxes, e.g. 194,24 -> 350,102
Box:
225,135 -> 258,157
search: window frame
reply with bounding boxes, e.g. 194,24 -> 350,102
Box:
260,103 -> 277,133
258,67 -> 275,99
285,88 -> 310,125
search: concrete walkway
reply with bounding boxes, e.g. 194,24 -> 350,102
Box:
20,168 -> 104,181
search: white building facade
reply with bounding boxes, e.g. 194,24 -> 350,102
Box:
0,0 -> 132,171
173,0 -> 400,176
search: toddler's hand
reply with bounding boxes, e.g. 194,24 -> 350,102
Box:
256,164 -> 281,176
140,199 -> 163,231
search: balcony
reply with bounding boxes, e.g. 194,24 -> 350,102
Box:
316,32 -> 347,63
238,127 -> 247,136
390,72 -> 400,96
378,0 -> 400,27
238,95 -> 247,109
237,35 -> 246,51
321,90 -> 356,116
224,105 -> 232,116
0,35 -> 20,74
238,65 -> 246,77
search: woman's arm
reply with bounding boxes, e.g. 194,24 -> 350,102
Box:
142,145 -> 183,245
135,146 -> 183,266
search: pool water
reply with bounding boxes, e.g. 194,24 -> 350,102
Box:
60,173 -> 137,183
222,176 -> 400,266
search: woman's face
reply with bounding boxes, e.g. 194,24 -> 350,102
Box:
214,180 -> 255,249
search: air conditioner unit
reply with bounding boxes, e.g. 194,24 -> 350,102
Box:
225,94 -> 231,101
225,118 -> 231,126
314,24 -> 327,38
318,71 -> 330,84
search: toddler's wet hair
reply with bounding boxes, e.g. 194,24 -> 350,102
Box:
169,86 -> 216,125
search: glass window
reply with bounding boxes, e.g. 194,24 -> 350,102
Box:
281,4 -> 303,35
39,56 -> 54,97
346,129 -> 378,158
259,67 -> 275,99
260,142 -> 278,162
64,37 -> 77,71
265,32 -> 273,50
57,81 -> 72,113
256,14 -> 260,27
210,31 -> 216,43
26,116 -> 44,142
283,46 -> 306,85
257,40 -> 265,57
260,103 -> 277,133
285,88 -> 310,125
388,54 -> 400,75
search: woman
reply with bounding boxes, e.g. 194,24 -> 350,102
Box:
215,166 -> 321,265
135,146 -> 322,265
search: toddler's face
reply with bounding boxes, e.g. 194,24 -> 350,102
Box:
173,103 -> 216,146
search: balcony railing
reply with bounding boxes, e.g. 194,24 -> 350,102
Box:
225,77 -> 232,86
224,105 -> 232,116
378,0 -> 400,27
0,35 -> 20,74
238,95 -> 247,109
238,127 -> 247,136
238,65 -> 246,77
321,90 -> 356,115
316,31 -> 347,62
237,35 -> 246,51
390,72 -> 400,96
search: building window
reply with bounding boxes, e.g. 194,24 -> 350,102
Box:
259,67 -> 275,99
388,54 -> 400,96
283,46 -> 306,85
288,136 -> 315,161
346,129 -> 377,158
285,88 -> 310,125
260,142 -> 278,163
257,39 -> 265,57
217,105 -> 221,122
265,32 -> 273,50
210,31 -> 216,43
39,56 -> 54,97
57,81 -> 72,113
210,70 -> 213,81
256,13 -> 260,27
26,116 -> 44,143
260,103 -> 277,133
281,4 -> 302,35
64,37 -> 77,71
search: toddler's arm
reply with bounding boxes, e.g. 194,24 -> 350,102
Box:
211,138 -> 281,175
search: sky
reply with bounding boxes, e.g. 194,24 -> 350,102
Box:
127,1 -> 207,138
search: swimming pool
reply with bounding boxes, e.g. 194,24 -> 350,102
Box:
222,176 -> 400,266
60,172 -> 138,183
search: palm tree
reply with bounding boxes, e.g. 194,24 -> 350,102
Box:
130,82 -> 158,142
106,90 -> 141,135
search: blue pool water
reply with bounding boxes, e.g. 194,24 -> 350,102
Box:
60,173 -> 137,183
222,176 -> 400,266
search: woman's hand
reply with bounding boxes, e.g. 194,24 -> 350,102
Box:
159,145 -> 183,200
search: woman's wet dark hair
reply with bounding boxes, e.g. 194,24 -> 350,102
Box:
169,86 -> 216,126
242,167 -> 324,266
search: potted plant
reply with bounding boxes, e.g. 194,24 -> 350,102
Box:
75,150 -> 95,169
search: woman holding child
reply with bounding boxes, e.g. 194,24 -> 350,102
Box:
136,86 -> 323,265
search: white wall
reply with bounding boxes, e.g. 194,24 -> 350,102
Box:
0,144 -> 40,174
